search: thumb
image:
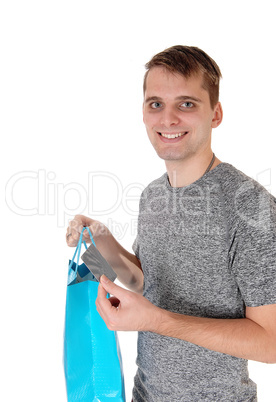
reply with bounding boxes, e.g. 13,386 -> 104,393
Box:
100,275 -> 125,297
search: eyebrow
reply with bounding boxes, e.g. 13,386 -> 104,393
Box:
144,95 -> 202,103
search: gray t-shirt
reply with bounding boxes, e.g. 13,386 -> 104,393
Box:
132,163 -> 276,402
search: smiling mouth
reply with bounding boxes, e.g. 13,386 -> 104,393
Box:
158,131 -> 188,139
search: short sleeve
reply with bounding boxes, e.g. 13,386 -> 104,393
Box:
230,191 -> 276,307
132,187 -> 147,261
132,235 -> 140,259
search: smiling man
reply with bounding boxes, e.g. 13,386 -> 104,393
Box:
67,46 -> 276,401
142,63 -> 223,187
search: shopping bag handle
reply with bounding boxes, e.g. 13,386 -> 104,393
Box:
68,227 -> 96,281
75,226 -> 96,269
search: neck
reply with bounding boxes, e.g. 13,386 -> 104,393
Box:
165,151 -> 221,188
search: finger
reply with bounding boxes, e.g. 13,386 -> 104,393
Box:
96,283 -> 113,315
82,226 -> 95,242
100,275 -> 128,299
69,218 -> 83,236
67,216 -> 88,246
66,224 -> 81,246
66,223 -> 78,247
70,216 -> 95,242
97,282 -> 108,300
83,220 -> 104,240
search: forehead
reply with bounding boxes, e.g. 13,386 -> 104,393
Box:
144,67 -> 207,99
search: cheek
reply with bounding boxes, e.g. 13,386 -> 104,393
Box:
143,108 -> 153,125
143,114 -> 156,131
188,113 -> 211,130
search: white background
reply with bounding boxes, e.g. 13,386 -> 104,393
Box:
1,0 -> 276,401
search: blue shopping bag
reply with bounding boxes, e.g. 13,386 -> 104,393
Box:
64,227 -> 126,402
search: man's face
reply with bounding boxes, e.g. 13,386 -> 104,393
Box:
143,67 -> 222,163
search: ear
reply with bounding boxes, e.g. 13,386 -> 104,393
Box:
211,102 -> 223,128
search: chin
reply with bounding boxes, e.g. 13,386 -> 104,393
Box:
155,148 -> 188,161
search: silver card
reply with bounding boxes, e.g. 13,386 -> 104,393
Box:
81,243 -> 117,282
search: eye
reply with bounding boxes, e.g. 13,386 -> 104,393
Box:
181,102 -> 194,108
150,102 -> 162,109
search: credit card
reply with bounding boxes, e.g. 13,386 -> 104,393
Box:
81,243 -> 117,282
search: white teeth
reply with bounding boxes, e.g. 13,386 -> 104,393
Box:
160,132 -> 187,139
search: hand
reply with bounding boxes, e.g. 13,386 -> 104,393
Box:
66,214 -> 108,247
96,275 -> 162,332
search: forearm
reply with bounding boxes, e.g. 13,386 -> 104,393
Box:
96,276 -> 276,364
93,226 -> 143,293
153,309 -> 276,363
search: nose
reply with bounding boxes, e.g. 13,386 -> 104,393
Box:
160,107 -> 180,127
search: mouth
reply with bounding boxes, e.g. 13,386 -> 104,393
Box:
158,131 -> 188,139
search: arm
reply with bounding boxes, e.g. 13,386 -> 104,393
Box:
156,304 -> 276,364
96,276 -> 276,364
66,215 -> 143,293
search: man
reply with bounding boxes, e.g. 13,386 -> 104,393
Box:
66,46 -> 276,401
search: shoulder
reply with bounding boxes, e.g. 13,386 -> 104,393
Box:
213,163 -> 275,202
213,163 -> 276,232
213,162 -> 259,187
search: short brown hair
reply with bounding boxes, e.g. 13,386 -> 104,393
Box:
143,45 -> 222,109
